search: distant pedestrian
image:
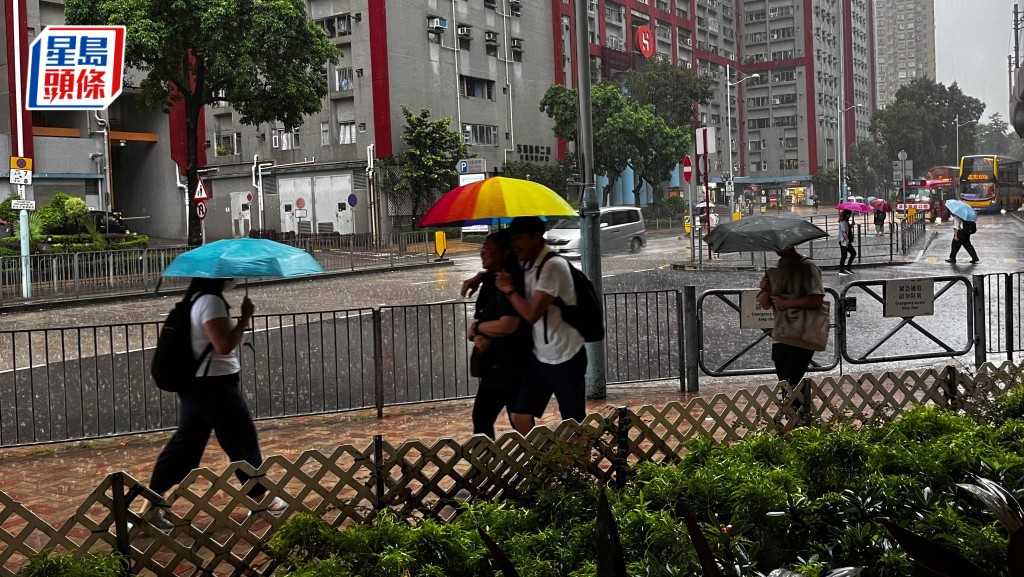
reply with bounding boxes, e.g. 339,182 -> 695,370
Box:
467,231 -> 530,439
494,217 -> 587,433
147,277 -> 285,533
873,208 -> 886,235
812,196 -> 820,214
758,247 -> 826,422
946,215 -> 980,264
838,209 -> 856,275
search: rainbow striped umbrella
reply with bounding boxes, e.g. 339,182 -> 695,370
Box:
418,177 -> 577,227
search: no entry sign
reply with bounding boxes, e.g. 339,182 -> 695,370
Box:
682,155 -> 693,183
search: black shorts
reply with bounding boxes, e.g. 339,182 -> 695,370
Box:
509,347 -> 587,421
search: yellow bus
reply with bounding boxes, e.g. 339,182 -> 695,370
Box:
958,155 -> 1024,213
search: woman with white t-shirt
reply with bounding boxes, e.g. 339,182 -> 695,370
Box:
146,277 -> 284,533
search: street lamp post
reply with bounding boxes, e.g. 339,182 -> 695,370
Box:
725,64 -> 759,216
955,114 -> 978,165
837,103 -> 863,199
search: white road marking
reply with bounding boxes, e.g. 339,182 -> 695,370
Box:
412,280 -> 445,285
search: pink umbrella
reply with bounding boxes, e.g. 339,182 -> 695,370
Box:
836,201 -> 873,213
869,198 -> 892,212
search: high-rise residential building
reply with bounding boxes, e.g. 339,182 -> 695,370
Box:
873,0 -> 935,107
559,0 -> 875,204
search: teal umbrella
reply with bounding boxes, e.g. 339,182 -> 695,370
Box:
161,238 -> 324,279
944,200 -> 978,222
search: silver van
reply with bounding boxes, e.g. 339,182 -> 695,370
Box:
545,206 -> 646,256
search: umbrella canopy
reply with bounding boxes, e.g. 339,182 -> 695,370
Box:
704,215 -> 828,253
695,201 -> 716,208
944,200 -> 978,222
161,238 -> 325,278
418,177 -> 576,227
869,198 -> 892,212
836,201 -> 874,213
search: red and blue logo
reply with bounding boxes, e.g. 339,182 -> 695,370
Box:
26,26 -> 126,110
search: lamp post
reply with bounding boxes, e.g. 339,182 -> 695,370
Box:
955,114 -> 978,165
837,103 -> 863,199
725,64 -> 759,216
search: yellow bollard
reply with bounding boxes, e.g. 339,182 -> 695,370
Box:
434,231 -> 447,261
683,215 -> 691,234
732,211 -> 742,221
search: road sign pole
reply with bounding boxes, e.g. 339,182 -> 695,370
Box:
703,130 -> 712,260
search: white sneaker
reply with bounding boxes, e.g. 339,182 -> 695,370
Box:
248,496 -> 288,518
149,510 -> 175,534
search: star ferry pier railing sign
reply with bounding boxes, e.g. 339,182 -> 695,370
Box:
25,26 -> 126,110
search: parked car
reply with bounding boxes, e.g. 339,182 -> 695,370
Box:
88,211 -> 128,234
545,206 -> 646,256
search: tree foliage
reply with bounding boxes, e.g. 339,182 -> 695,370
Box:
812,166 -> 839,202
501,160 -> 575,200
539,84 -> 578,142
65,0 -> 341,245
397,106 -> 469,224
871,78 -> 985,173
846,140 -> 891,197
973,113 -> 1024,158
622,58 -> 716,130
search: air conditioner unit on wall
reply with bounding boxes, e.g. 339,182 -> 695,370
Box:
428,17 -> 448,31
457,25 -> 472,38
485,30 -> 499,43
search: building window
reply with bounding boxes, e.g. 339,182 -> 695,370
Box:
461,123 -> 499,146
215,132 -> 237,156
339,121 -> 357,145
459,75 -> 495,99
320,122 -> 330,146
335,67 -> 354,91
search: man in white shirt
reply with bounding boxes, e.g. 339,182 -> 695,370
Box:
494,217 -> 587,433
946,215 -> 980,264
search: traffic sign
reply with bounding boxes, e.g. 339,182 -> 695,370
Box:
695,127 -> 717,155
682,155 -> 693,182
635,26 -> 654,58
26,26 -> 126,110
11,200 -> 35,211
195,200 -> 207,220
9,169 -> 32,185
193,177 -> 210,201
456,158 -> 486,174
10,157 -> 32,171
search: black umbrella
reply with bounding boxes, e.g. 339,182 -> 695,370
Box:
704,215 -> 828,253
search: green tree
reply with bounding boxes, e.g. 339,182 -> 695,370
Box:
539,84 -> 578,142
591,83 -> 633,205
812,165 -> 839,202
847,140 -> 891,197
37,192 -> 89,234
602,104 -> 688,206
974,113 -> 1020,157
622,57 -> 716,130
397,106 -> 469,224
871,78 -> 985,172
501,160 -> 574,200
65,0 -> 341,246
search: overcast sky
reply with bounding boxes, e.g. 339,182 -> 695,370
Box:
934,0 -> 1015,121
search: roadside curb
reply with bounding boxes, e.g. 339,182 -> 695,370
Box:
0,260 -> 454,314
670,259 -> 915,272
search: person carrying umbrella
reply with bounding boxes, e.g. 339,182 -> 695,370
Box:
873,207 -> 886,235
837,209 -> 856,275
946,204 -> 980,264
757,246 -> 826,423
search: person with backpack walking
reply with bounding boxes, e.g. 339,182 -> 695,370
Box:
946,215 -> 980,263
147,277 -> 285,533
493,217 -> 588,433
837,209 -> 856,275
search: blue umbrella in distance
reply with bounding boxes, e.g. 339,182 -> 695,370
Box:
944,200 -> 978,222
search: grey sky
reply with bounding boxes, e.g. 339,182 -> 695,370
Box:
934,0 -> 1014,121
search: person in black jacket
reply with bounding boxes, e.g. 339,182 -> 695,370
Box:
467,230 -> 530,438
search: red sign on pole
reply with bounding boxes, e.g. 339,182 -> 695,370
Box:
682,155 -> 693,182
195,200 -> 207,220
635,26 -> 654,58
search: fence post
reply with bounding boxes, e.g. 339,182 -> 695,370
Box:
141,249 -> 149,291
373,309 -> 385,419
856,223 -> 862,263
613,406 -> 630,489
372,434 -> 386,511
349,236 -> 355,272
973,274 -> 986,369
675,291 -> 685,391
109,472 -> 133,576
73,252 -> 81,298
683,286 -> 699,393
1006,274 -> 1015,363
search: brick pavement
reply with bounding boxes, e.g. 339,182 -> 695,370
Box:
0,377 -> 772,528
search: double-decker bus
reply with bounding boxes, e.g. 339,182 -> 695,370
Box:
958,155 -> 1024,213
897,178 -> 957,219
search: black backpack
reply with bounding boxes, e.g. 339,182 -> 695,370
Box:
151,292 -> 218,392
536,253 -> 605,342
961,220 -> 977,235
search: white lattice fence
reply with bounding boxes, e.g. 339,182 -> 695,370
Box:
0,363 -> 1018,576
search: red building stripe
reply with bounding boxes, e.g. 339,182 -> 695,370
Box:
368,0 -> 392,158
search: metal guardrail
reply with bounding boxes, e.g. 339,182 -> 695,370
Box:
0,233 -> 434,305
976,272 -> 1022,363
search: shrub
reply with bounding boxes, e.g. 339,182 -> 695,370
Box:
16,550 -> 123,577
37,192 -> 88,235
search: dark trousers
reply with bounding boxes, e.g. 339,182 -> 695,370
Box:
150,373 -> 266,497
473,371 -> 521,439
772,342 -> 815,410
512,347 -> 588,422
950,234 -> 979,261
839,244 -> 857,271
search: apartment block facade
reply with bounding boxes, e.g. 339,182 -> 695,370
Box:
873,0 -> 935,108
